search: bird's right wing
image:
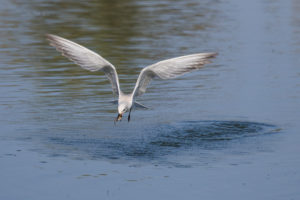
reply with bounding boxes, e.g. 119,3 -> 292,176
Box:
132,52 -> 217,97
46,34 -> 121,96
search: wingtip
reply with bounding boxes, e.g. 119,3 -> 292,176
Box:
45,33 -> 53,38
45,34 -> 64,42
207,52 -> 218,58
195,52 -> 218,59
45,34 -> 56,42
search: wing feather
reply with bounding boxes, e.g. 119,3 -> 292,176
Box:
132,53 -> 217,97
46,34 -> 120,96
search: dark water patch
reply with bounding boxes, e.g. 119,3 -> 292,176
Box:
150,121 -> 277,145
35,120 -> 279,165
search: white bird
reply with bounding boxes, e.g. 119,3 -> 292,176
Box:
46,34 -> 217,123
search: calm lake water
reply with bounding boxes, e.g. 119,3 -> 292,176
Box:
0,0 -> 300,199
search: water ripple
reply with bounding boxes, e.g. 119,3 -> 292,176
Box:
39,120 -> 280,165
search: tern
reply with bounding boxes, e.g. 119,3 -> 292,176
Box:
46,34 -> 217,123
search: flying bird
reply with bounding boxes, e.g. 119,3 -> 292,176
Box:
46,34 -> 217,123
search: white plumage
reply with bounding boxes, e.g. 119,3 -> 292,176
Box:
46,34 -> 217,122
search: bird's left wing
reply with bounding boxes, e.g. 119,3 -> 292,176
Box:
132,52 -> 217,97
46,34 -> 121,96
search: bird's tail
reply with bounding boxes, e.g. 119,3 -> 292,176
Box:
133,101 -> 149,110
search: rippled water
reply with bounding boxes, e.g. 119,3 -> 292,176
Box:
0,0 -> 300,199
38,121 -> 278,164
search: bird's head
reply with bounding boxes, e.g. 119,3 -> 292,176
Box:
115,104 -> 129,122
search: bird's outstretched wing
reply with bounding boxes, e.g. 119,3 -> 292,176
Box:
132,53 -> 217,97
46,34 -> 121,96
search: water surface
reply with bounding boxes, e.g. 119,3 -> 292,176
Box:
0,0 -> 300,199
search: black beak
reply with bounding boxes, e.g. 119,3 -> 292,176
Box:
114,113 -> 123,124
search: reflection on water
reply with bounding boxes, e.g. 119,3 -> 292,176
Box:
36,121 -> 279,165
1,0 -> 300,199
0,0 -> 298,165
